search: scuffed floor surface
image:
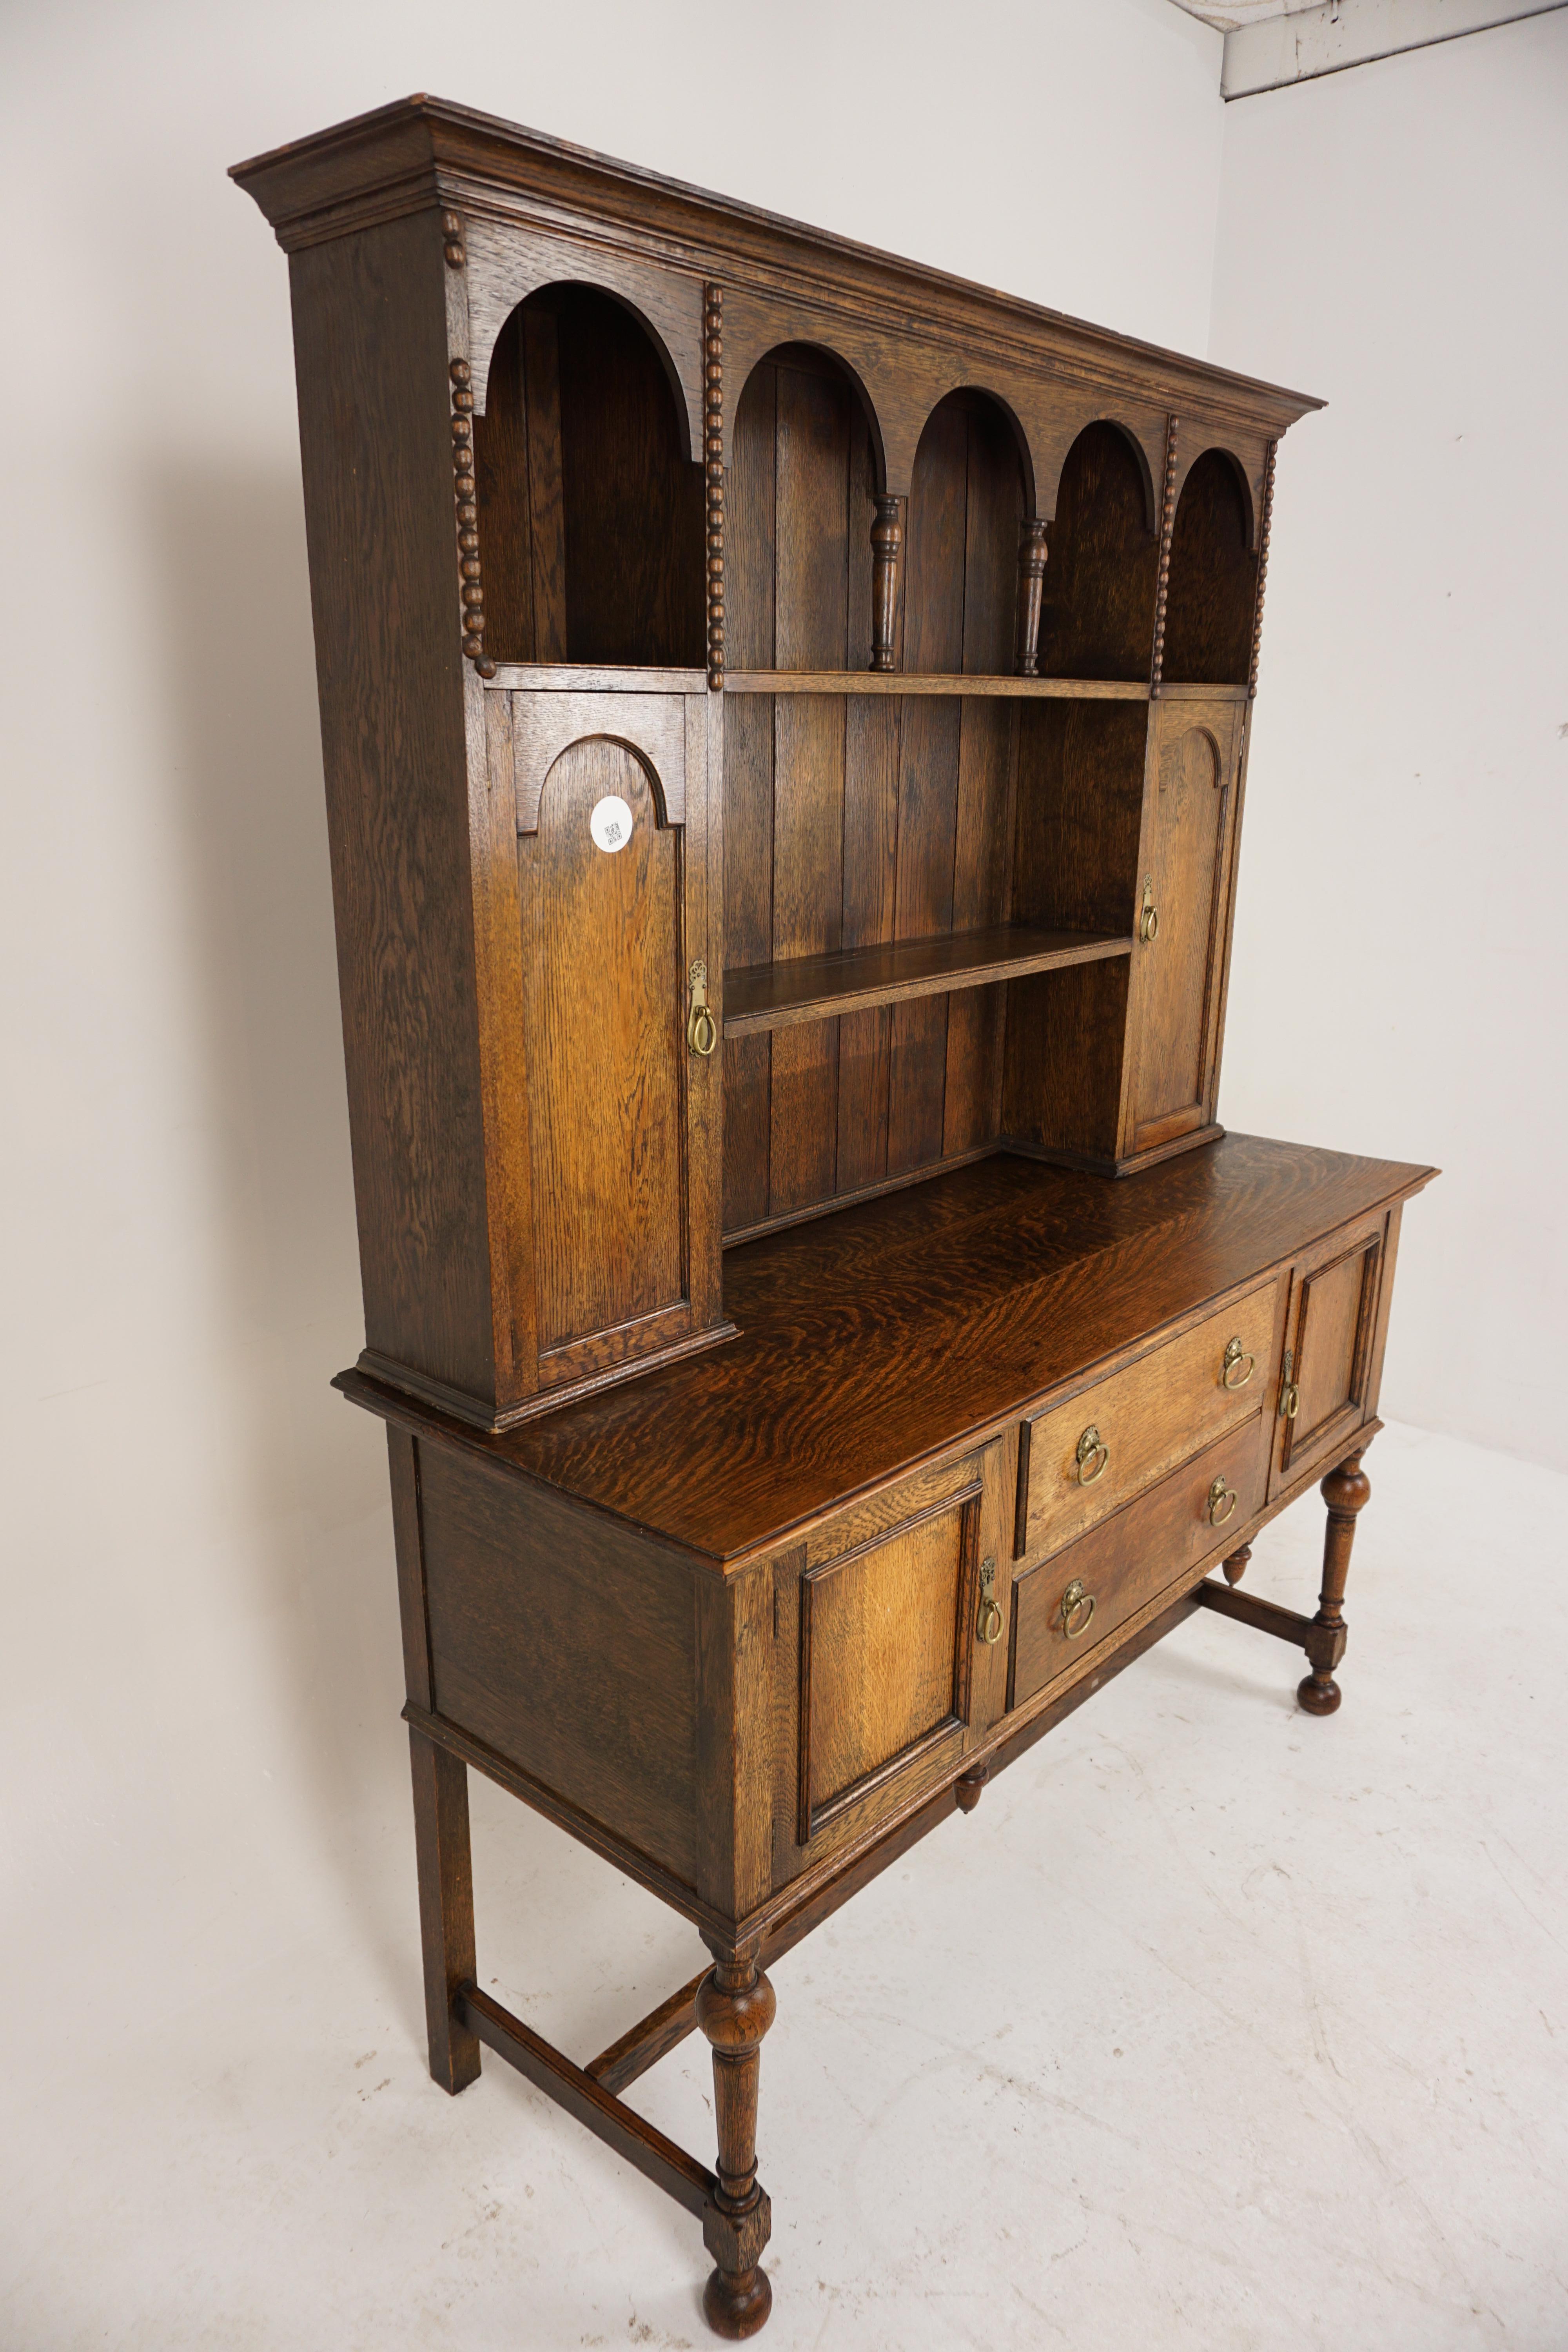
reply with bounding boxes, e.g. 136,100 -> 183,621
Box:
5,1421 -> 1566,2349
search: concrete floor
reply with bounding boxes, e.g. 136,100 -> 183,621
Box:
6,1420 -> 1566,2350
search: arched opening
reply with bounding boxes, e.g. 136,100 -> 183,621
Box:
1162,447 -> 1256,686
1041,421 -> 1158,680
904,389 -> 1027,676
473,283 -> 705,668
726,343 -> 882,670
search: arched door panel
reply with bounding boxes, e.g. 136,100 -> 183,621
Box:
1127,702 -> 1243,1154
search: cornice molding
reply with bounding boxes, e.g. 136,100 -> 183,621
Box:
232,95 -> 1323,438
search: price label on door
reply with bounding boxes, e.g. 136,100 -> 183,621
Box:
590,795 -> 633,855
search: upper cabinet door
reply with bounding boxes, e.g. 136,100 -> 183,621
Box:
1125,699 -> 1244,1158
509,686 -> 726,1401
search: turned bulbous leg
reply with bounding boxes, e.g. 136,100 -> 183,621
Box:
955,1764 -> 989,1814
1298,1450 -> 1370,1716
696,1952 -> 776,2338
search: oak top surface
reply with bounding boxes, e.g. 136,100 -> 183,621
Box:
339,1134 -> 1432,1572
231,95 -> 1320,430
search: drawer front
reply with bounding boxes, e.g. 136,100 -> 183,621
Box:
1010,1411 -> 1269,1711
774,1436 -> 1009,1882
1018,1276 -> 1284,1561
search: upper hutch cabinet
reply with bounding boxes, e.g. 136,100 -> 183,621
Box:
239,100 -> 1300,1429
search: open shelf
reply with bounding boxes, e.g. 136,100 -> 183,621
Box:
482,662 -> 707,694
723,671 -> 1150,699
724,923 -> 1133,1038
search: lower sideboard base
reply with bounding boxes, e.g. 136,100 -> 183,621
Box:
403,1424 -> 1381,2337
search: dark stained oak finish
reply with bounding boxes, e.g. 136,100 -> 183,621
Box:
339,1135 -> 1430,1569
235,95 -> 1429,2343
724,921 -> 1131,1037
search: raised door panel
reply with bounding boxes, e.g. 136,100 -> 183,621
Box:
1269,1215 -> 1387,1498
776,1438 -> 1008,1882
516,706 -> 719,1392
1127,703 -> 1240,1155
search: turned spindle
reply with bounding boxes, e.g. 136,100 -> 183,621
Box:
1014,517 -> 1048,676
1298,1450 -> 1370,1715
869,494 -> 904,671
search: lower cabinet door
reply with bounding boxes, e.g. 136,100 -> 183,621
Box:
1269,1211 -> 1388,1497
1009,1411 -> 1269,1712
773,1436 -> 1009,1882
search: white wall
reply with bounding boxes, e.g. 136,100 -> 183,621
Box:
1209,11 -> 1568,1470
0,0 -> 1224,2082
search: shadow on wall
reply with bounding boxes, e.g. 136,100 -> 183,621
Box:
145,461 -> 416,2000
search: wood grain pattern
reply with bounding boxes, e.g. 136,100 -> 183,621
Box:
1018,1274 -> 1283,1561
419,1444 -> 703,1883
1001,698 -> 1148,1162
340,1137 -> 1432,1568
287,212 -> 499,1408
725,923 -> 1130,1036
509,691 -> 688,833
1163,447 -> 1257,688
1276,1221 -> 1383,1489
235,104 -> 1440,2351
1128,708 -> 1237,1152
409,1726 -> 482,2093
797,1483 -> 977,1840
1010,1412 -> 1270,1710
1041,422 -> 1158,682
520,739 -> 684,1355
722,671 -> 1154,698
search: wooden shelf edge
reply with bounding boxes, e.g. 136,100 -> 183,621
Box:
723,670 -> 1151,699
482,662 -> 709,694
724,925 -> 1133,1038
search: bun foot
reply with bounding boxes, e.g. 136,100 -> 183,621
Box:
1297,1670 -> 1342,1716
703,2262 -> 772,2338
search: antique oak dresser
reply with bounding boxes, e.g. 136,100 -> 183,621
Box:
235,98 -> 1433,2337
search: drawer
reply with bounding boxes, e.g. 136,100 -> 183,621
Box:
774,1437 -> 1009,1880
1010,1411 -> 1270,1711
1016,1275 -> 1284,1562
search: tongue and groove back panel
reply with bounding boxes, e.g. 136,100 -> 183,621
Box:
722,358 -> 1029,1238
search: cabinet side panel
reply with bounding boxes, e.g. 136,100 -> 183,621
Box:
421,1448 -> 701,1884
289,213 -> 495,1402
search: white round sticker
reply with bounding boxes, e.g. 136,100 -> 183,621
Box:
590,795 -> 633,855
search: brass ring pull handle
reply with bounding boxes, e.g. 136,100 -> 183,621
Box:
1278,1349 -> 1300,1420
1221,1336 -> 1255,1391
686,960 -> 717,1057
975,1556 -> 1004,1646
1139,878 -> 1159,944
1075,1426 -> 1109,1486
1208,1475 -> 1239,1527
1060,1578 -> 1096,1640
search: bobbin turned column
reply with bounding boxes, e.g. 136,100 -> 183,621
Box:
1298,1449 -> 1370,1715
696,1949 -> 776,2337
